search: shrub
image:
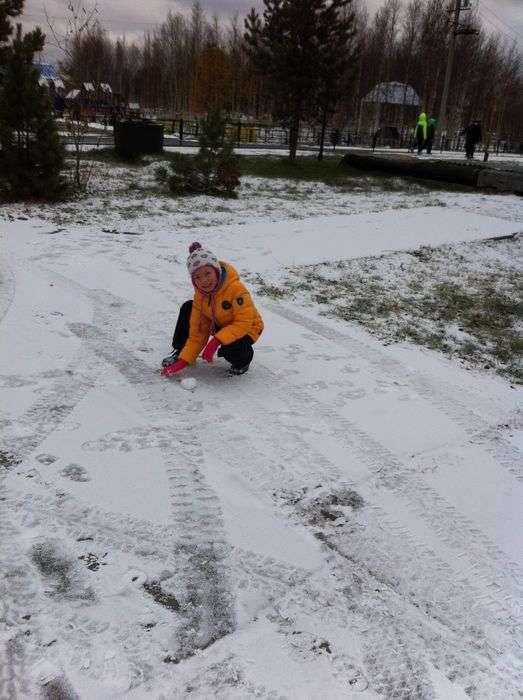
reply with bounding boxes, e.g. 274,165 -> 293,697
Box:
157,107 -> 240,198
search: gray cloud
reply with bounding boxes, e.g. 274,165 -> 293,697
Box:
21,0 -> 523,59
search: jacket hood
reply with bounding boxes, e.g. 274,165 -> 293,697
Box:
218,261 -> 239,291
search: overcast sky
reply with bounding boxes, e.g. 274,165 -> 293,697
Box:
21,0 -> 523,61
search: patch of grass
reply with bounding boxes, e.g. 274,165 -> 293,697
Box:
235,155 -> 472,193
0,450 -> 21,470
31,540 -> 95,600
430,282 -> 476,318
118,204 -> 148,219
143,580 -> 180,612
252,274 -> 287,299
300,488 -> 365,527
290,241 -> 523,383
239,155 -> 351,184
79,148 -> 171,168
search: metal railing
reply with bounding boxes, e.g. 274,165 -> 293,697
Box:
59,111 -> 522,156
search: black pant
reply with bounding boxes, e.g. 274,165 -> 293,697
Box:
172,300 -> 254,369
465,140 -> 476,159
416,126 -> 425,154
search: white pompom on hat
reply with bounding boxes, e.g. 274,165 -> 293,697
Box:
186,241 -> 221,277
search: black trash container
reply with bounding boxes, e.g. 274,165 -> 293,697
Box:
114,119 -> 164,159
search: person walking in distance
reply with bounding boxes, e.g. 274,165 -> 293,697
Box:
462,121 -> 482,159
415,112 -> 428,155
426,116 -> 437,155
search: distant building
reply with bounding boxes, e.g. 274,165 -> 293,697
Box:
0,60 -> 129,122
34,63 -> 65,91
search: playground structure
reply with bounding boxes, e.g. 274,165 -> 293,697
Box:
361,81 -> 422,148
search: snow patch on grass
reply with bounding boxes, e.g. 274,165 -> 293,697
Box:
252,234 -> 523,383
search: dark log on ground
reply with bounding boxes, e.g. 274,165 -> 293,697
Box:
341,150 -> 523,194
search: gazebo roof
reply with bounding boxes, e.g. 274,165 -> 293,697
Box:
363,82 -> 421,106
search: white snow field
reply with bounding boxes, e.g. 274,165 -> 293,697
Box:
1,178 -> 522,700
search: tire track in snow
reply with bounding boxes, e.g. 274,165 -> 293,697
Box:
207,390 -> 521,695
0,480 -> 62,700
90,286 -> 236,658
313,506 -> 521,697
256,361 -> 522,609
10,490 -> 305,603
7,487 -> 314,694
18,264 -> 518,693
0,271 -> 89,700
54,281 -> 372,692
31,266 -> 235,661
267,302 -> 523,483
67,308 -> 235,662
187,392 -> 510,697
0,469 -> 26,700
0,245 -> 16,324
0,353 -> 98,465
0,261 -> 101,466
210,370 -> 523,636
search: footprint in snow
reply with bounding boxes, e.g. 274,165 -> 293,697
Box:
60,463 -> 91,482
341,364 -> 360,375
113,569 -> 148,596
339,388 -> 366,400
36,453 -> 57,465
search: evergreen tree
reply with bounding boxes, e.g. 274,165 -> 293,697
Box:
244,0 -> 358,163
157,107 -> 240,197
0,24 -> 65,201
244,0 -> 323,163
0,0 -> 24,62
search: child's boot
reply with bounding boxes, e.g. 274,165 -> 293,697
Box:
162,349 -> 180,367
228,363 -> 250,376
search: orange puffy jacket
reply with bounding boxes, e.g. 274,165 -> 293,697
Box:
179,261 -> 264,364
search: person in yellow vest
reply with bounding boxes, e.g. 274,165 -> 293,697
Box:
161,242 -> 264,377
415,112 -> 428,155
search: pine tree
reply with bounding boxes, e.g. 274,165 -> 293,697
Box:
244,0 -> 358,163
158,107 -> 240,197
0,24 -> 65,201
0,0 -> 24,61
244,0 -> 325,163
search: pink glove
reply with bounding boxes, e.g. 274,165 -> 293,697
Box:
161,359 -> 187,377
201,336 -> 220,363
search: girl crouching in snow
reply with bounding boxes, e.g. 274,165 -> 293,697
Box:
161,242 -> 264,377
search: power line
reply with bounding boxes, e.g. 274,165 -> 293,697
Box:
480,1 -> 523,40
477,9 -> 521,44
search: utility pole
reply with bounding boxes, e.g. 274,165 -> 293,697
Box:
438,0 -> 478,145
438,0 -> 462,141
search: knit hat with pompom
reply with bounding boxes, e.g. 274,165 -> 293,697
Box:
186,241 -> 221,277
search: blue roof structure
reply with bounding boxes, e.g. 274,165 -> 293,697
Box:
34,63 -> 60,79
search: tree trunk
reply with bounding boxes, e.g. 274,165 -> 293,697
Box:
289,114 -> 300,163
318,107 -> 328,161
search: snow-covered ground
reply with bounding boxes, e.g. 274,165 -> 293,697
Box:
1,164 -> 522,699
